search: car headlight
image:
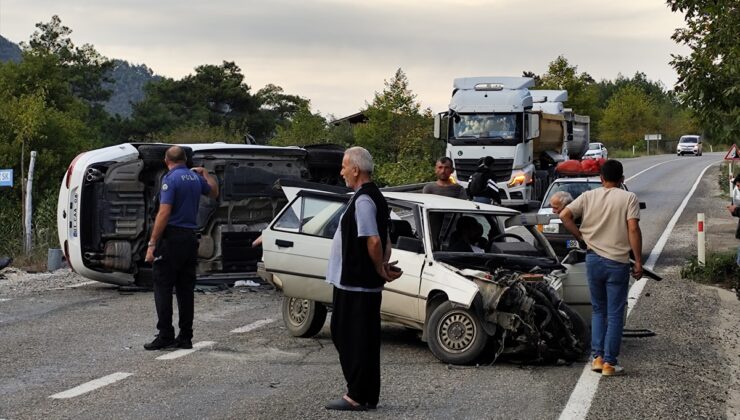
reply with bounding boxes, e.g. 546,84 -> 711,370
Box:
543,223 -> 559,233
508,170 -> 532,187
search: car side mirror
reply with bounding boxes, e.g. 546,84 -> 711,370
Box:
396,236 -> 424,254
639,202 -> 646,210
562,248 -> 586,265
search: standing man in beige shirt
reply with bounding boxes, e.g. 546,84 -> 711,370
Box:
559,159 -> 643,376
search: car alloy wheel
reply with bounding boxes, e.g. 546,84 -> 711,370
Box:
281,296 -> 327,338
426,301 -> 488,364
287,297 -> 310,327
439,311 -> 476,352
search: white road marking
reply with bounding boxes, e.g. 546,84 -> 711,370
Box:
0,298 -> 10,302
49,372 -> 132,399
230,318 -> 275,334
624,158 -> 683,183
156,341 -> 215,360
558,160 -> 719,420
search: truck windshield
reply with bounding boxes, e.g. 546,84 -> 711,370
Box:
452,114 -> 520,140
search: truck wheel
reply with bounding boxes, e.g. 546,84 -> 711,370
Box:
281,296 -> 327,338
426,301 -> 488,364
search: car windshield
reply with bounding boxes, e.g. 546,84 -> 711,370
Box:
453,113 -> 519,140
542,181 -> 602,208
588,143 -> 601,150
680,137 -> 698,144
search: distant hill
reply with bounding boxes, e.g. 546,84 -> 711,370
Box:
104,60 -> 161,118
0,37 -> 159,118
0,35 -> 22,63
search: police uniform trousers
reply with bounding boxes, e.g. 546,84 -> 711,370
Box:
153,226 -> 199,340
330,286 -> 382,406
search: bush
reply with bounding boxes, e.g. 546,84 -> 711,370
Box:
681,250 -> 740,296
0,191 -> 59,270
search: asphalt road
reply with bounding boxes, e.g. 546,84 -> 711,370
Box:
1,153 -> 737,420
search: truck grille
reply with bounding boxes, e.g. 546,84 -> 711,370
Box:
454,159 -> 513,183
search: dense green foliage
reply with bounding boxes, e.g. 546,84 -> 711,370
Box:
270,69 -> 444,185
526,57 -> 698,147
667,0 -> 739,145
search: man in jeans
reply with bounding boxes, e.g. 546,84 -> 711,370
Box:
559,159 -> 643,376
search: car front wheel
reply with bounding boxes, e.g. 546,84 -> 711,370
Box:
426,301 -> 488,364
281,296 -> 327,337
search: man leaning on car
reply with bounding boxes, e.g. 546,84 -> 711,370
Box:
144,146 -> 218,351
324,146 -> 402,411
559,159 -> 642,377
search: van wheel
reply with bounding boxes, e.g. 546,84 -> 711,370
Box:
427,301 -> 488,364
282,296 -> 327,337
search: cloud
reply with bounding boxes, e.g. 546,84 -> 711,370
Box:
0,0 -> 689,116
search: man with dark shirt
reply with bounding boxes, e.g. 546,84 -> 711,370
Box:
422,157 -> 468,199
325,147 -> 402,411
144,146 -> 218,350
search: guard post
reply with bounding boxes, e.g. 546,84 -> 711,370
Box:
697,213 -> 705,266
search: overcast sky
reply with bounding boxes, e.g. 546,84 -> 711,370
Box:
0,0 -> 689,118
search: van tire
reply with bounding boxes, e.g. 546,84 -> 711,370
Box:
282,296 -> 327,338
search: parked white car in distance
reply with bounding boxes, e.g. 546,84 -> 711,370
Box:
676,135 -> 702,156
583,142 -> 607,160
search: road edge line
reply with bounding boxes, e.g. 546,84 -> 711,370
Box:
558,160 -> 718,420
49,372 -> 133,399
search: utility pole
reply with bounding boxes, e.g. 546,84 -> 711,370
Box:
24,151 -> 37,255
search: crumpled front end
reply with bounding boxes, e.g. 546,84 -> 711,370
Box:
463,268 -> 587,364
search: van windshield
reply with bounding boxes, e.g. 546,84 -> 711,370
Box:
680,137 -> 698,144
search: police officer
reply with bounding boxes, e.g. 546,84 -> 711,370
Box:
144,146 -> 218,350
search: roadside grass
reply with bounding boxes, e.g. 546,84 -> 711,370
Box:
718,161 -> 740,199
681,250 -> 740,298
610,148 -> 649,159
0,193 -> 59,272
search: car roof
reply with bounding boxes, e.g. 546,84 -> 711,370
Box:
550,177 -> 602,183
383,192 -> 519,214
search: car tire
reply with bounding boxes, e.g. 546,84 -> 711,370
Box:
281,296 -> 327,338
426,301 -> 488,364
560,304 -> 589,355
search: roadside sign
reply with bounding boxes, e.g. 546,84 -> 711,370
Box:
0,169 -> 12,187
644,134 -> 662,141
724,144 -> 740,160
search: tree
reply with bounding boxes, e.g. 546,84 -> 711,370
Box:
537,56 -> 599,118
270,103 -> 330,147
668,0 -> 740,143
24,15 -> 113,105
354,69 -> 441,185
598,85 -> 661,148
127,62 -> 307,143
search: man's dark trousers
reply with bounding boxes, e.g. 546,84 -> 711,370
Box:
153,227 -> 198,340
331,287 -> 382,406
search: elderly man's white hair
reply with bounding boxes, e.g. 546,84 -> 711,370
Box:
552,190 -> 574,207
344,146 -> 374,174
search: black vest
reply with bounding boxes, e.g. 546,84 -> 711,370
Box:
340,182 -> 389,289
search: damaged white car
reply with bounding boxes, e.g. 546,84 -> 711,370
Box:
57,143 -> 343,287
260,186 -> 591,365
